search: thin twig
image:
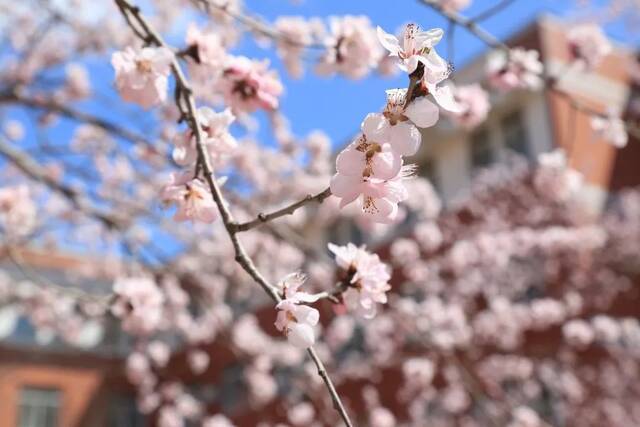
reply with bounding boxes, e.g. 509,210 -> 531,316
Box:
470,0 -> 518,22
233,187 -> 332,232
112,2 -> 353,425
0,136 -> 122,230
0,90 -> 158,150
194,0 -> 329,50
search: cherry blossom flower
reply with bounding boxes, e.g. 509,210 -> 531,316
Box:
437,0 -> 471,13
377,23 -> 446,75
111,277 -> 165,336
328,243 -> 392,318
568,24 -> 612,70
563,319 -> 595,348
203,415 -> 236,427
447,84 -> 490,128
187,349 -> 210,374
277,272 -> 319,303
160,171 -> 221,223
274,299 -> 319,349
185,24 -> 227,69
111,46 -> 173,108
274,17 -> 315,78
486,48 -> 543,92
172,107 -> 237,167
316,16 -> 382,79
591,115 -> 628,148
377,88 -> 440,156
64,63 -> 91,99
534,149 -> 583,202
335,126 -> 402,181
219,56 -> 283,112
331,168 -> 411,223
0,185 -> 36,236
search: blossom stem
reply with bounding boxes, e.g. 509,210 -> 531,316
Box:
113,1 -> 354,425
233,187 -> 332,232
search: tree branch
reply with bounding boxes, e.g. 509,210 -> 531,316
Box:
112,2 -> 353,425
0,136 -> 122,230
0,90 -> 158,150
233,187 -> 332,232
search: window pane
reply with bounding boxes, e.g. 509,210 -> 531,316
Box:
470,128 -> 493,169
19,388 -> 60,427
502,111 -> 529,157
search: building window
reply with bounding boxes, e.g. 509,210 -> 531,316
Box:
470,127 -> 493,170
19,387 -> 60,427
419,157 -> 439,191
108,394 -> 145,427
502,111 -> 529,158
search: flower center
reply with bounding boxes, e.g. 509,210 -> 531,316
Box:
136,59 -> 153,73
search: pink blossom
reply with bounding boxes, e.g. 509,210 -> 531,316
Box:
111,277 -> 164,335
563,319 -> 595,348
447,84 -> 490,128
185,24 -> 226,68
274,17 -> 314,78
148,340 -> 171,367
0,185 -> 36,236
378,88 -> 440,156
219,56 -> 283,112
111,46 -> 173,108
187,349 -> 210,374
203,415 -> 235,427
316,16 -> 382,79
277,272 -> 319,303
534,149 -> 583,202
568,24 -> 612,70
274,299 -> 319,349
508,406 -> 542,427
288,402 -> 315,426
377,23 -> 446,75
172,107 -> 237,167
328,243 -> 392,318
330,168 -> 410,223
437,0 -> 471,13
335,124 -> 402,181
160,171 -> 220,223
158,405 -> 183,427
591,115 -> 628,148
486,48 -> 543,92
274,274 -> 319,348
64,63 -> 91,99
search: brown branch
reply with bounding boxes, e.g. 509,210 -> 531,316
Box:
0,136 -> 122,230
233,187 -> 332,232
194,0 -> 328,50
112,2 -> 354,425
0,90 -> 158,150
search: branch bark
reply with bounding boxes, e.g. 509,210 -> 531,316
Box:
113,1 -> 354,425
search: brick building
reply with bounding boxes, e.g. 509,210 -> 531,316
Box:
415,15 -> 639,210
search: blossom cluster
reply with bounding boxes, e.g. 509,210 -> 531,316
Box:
331,24 -> 461,223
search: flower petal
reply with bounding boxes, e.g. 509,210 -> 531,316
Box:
389,122 -> 422,156
287,323 -> 315,348
376,26 -> 401,56
405,97 -> 440,128
361,113 -> 390,142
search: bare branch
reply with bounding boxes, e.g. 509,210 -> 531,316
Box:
233,187 -> 332,232
112,2 -> 354,425
0,136 -> 122,230
0,90 -> 159,150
